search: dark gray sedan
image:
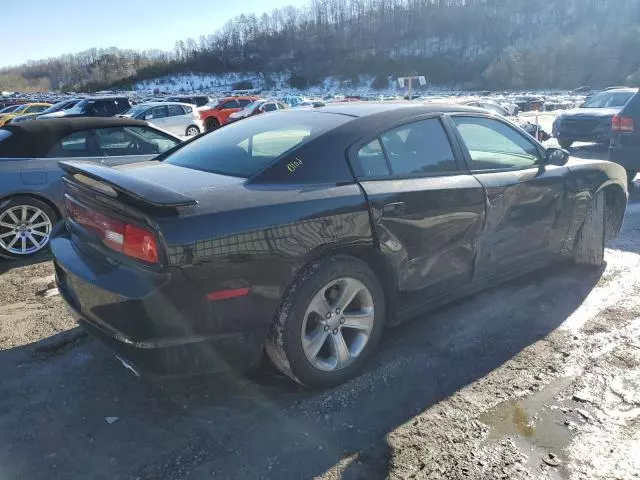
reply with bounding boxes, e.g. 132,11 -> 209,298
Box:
0,118 -> 182,258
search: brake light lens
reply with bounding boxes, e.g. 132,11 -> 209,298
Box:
65,197 -> 159,264
612,115 -> 635,132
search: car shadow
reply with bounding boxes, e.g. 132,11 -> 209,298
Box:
567,142 -> 609,161
0,251 -> 51,274
0,258 -> 612,480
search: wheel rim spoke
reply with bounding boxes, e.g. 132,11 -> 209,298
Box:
5,235 -> 19,248
27,234 -> 43,248
0,232 -> 15,239
21,205 -> 27,222
329,331 -> 351,368
0,221 -> 17,229
304,328 -> 329,360
30,230 -> 47,237
28,210 -> 42,223
6,210 -> 20,224
332,278 -> 361,311
307,291 -> 331,317
31,222 -> 50,229
342,310 -> 374,333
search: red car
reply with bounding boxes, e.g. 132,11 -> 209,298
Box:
199,96 -> 259,131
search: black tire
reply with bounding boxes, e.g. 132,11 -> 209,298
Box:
574,191 -> 605,267
205,118 -> 219,131
265,255 -> 386,388
558,139 -> 573,149
185,125 -> 200,137
0,196 -> 58,259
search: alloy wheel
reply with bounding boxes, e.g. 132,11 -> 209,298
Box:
186,126 -> 199,136
301,277 -> 375,372
0,205 -> 52,255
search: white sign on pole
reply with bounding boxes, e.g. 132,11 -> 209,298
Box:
418,76 -> 427,86
397,78 -> 405,88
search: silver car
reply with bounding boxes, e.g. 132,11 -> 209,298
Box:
120,102 -> 204,137
0,117 -> 182,258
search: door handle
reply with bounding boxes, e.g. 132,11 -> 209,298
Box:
383,202 -> 407,215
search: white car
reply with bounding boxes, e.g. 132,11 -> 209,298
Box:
120,102 -> 204,137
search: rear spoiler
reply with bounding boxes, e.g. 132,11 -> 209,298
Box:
58,161 -> 197,209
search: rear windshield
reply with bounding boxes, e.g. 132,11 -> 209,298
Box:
581,91 -> 635,108
164,110 -> 350,177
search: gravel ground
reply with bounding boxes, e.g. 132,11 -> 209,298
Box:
1,144 -> 639,480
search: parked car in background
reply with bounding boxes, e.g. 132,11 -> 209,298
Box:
609,88 -> 640,182
120,102 -> 204,137
9,98 -> 80,123
227,99 -> 287,122
40,96 -> 132,119
199,96 -> 258,131
50,103 -> 626,387
0,105 -> 22,114
0,103 -> 51,126
553,88 -> 636,149
0,118 -> 182,258
165,95 -> 212,108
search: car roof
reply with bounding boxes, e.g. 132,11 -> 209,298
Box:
1,117 -> 150,158
317,101 -> 484,117
140,101 -> 193,107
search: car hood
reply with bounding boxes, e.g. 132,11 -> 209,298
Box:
115,161 -> 244,200
557,107 -> 621,119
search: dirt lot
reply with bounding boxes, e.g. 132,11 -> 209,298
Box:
1,144 -> 640,480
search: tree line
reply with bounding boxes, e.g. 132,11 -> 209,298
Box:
2,0 -> 640,92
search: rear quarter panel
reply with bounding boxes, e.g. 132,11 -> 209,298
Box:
0,157 -> 66,212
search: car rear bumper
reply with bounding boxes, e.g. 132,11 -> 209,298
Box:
609,146 -> 640,171
50,226 -> 268,376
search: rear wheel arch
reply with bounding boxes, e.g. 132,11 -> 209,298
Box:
0,193 -> 61,221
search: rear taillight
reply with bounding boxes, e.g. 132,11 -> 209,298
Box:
612,115 -> 635,132
65,197 -> 159,264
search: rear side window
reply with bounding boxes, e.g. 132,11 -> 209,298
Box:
238,99 -> 252,107
379,118 -> 457,175
167,105 -> 184,116
164,111 -> 349,178
220,100 -> 240,109
47,131 -> 91,157
194,97 -> 209,107
357,139 -> 389,177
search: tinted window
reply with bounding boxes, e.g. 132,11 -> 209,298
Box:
167,105 -> 185,117
164,111 -> 349,177
26,105 -> 49,114
149,106 -> 168,119
263,103 -> 278,112
379,118 -> 457,175
47,131 -> 92,157
183,105 -> 193,113
194,97 -> 209,107
357,139 -> 390,177
115,99 -> 130,113
453,116 -> 540,170
220,100 -> 240,109
127,126 -> 180,152
238,99 -> 252,107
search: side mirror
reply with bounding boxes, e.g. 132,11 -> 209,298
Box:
545,147 -> 569,166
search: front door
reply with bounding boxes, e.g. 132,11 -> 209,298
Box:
449,115 -> 569,279
353,117 -> 486,307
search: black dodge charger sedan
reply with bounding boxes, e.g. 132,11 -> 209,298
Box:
51,103 -> 628,388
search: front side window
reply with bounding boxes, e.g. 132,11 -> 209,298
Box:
379,118 -> 457,175
453,116 -> 540,170
95,126 -> 178,156
263,103 -> 277,112
164,110 -> 349,177
126,126 -> 180,153
47,131 -> 90,157
149,106 -> 168,119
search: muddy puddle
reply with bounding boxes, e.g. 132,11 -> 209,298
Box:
480,376 -> 593,478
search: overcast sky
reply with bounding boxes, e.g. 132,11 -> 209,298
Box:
1,0 -> 308,67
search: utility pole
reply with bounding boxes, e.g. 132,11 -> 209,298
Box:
397,76 -> 427,99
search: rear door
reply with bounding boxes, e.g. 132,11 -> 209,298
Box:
449,114 -> 569,279
352,116 -> 486,306
165,104 -> 187,135
144,106 -> 170,130
218,99 -> 241,123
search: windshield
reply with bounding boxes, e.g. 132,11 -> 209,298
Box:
164,110 -> 349,177
13,104 -> 29,113
581,91 -> 635,108
41,100 -> 73,114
